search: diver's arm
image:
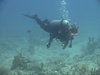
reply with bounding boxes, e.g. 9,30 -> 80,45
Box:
69,36 -> 74,48
46,34 -> 54,48
62,36 -> 74,49
69,40 -> 72,48
62,41 -> 69,49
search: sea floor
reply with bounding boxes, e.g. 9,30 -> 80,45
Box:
0,36 -> 100,75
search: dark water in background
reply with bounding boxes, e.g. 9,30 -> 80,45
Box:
0,0 -> 100,40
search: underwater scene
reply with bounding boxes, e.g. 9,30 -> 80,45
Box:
0,0 -> 100,75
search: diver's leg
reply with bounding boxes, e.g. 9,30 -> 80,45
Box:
23,14 -> 51,32
43,19 -> 50,25
23,14 -> 44,28
35,17 -> 52,32
33,16 -> 44,27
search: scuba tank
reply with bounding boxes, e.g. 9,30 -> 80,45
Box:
50,20 -> 69,26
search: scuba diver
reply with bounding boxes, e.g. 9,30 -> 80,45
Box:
23,14 -> 78,49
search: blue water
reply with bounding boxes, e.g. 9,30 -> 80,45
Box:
0,0 -> 100,38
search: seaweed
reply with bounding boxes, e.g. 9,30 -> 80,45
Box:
11,50 -> 28,70
81,36 -> 97,55
90,68 -> 100,75
86,37 -> 97,54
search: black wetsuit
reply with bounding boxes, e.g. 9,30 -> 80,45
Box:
34,16 -> 60,33
33,16 -> 71,49
23,14 -> 73,49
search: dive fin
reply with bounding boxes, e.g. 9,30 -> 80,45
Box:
23,14 -> 37,19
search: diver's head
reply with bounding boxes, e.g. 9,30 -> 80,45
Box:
70,24 -> 78,36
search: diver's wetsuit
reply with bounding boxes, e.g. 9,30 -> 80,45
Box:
33,16 -> 71,49
33,15 -> 60,34
23,14 -> 73,49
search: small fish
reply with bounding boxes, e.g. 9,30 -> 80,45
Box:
27,30 -> 32,33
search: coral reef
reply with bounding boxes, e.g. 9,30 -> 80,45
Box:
0,54 -> 100,75
10,51 -> 45,75
0,67 -> 11,75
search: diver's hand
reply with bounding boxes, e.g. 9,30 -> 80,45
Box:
46,43 -> 50,48
62,46 -> 65,49
69,44 -> 72,48
69,40 -> 72,48
62,44 -> 66,49
62,41 -> 68,49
